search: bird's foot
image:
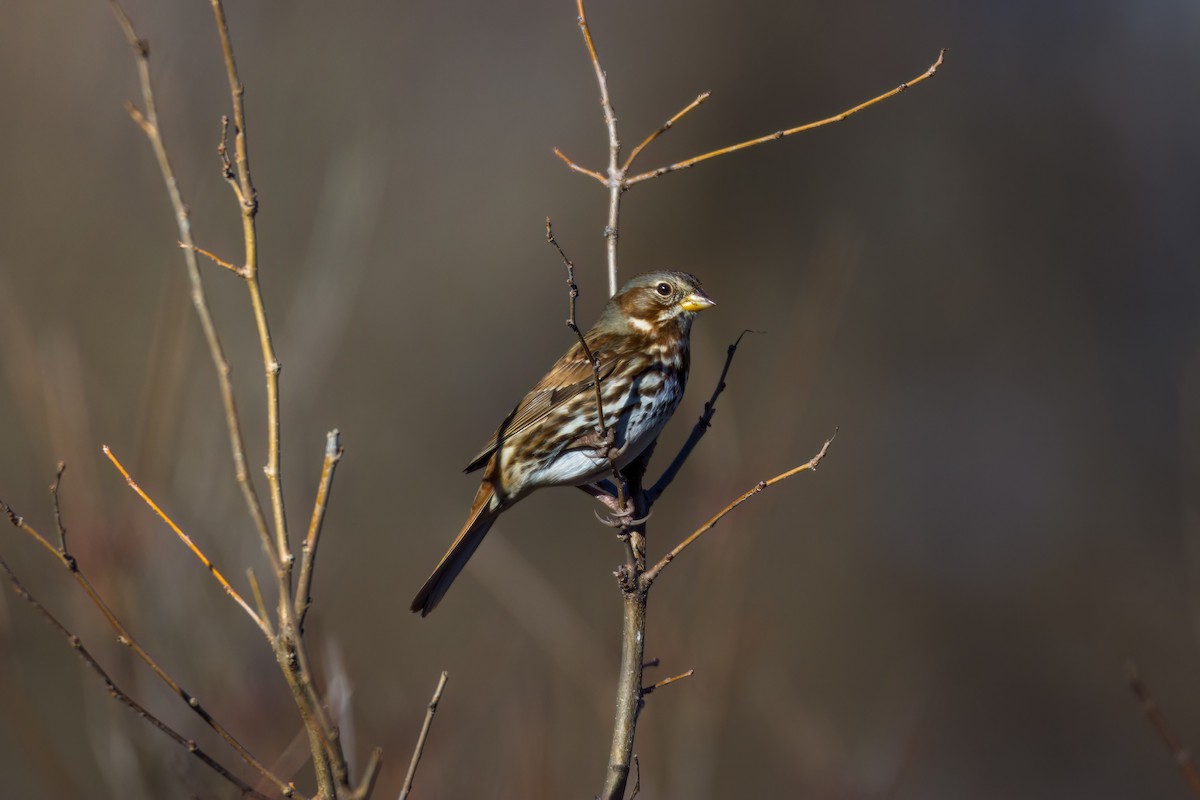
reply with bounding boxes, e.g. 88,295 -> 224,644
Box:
592,494 -> 652,529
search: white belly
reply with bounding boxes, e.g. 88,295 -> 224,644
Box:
515,370 -> 682,488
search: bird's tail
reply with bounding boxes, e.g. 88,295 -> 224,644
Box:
411,483 -> 500,616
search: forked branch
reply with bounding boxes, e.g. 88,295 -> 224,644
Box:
1,493 -> 298,798
0,555 -> 276,800
625,50 -> 946,185
106,0 -> 278,577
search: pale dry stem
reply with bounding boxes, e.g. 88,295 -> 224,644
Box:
296,430 -> 343,631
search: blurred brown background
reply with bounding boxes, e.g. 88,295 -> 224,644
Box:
2,0 -> 1199,797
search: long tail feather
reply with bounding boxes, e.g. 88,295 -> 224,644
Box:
411,483 -> 500,616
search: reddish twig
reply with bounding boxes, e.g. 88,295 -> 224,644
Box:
1128,661 -> 1200,797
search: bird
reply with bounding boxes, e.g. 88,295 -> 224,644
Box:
411,271 -> 715,616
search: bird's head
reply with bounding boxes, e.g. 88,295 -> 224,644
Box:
602,271 -> 715,336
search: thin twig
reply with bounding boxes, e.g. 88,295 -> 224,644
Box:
208,0 -> 290,579
1127,661 -> 1200,797
574,0 -> 622,296
628,755 -> 641,800
350,748 -> 384,800
552,147 -> 607,184
625,50 -> 947,186
0,555 -> 275,800
642,432 -> 835,587
103,445 -> 271,637
49,461 -> 68,553
546,218 -> 626,512
623,92 -> 711,172
182,242 -> 245,276
642,669 -> 695,696
399,671 -> 449,800
247,568 -> 275,639
546,218 -> 607,434
296,430 -> 343,631
648,330 -> 758,503
106,0 -> 279,577
0,504 -> 299,798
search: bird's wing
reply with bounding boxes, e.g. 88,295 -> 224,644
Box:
464,338 -> 619,473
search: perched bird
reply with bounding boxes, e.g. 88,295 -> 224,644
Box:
411,271 -> 715,615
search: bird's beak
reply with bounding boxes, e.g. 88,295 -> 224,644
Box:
680,290 -> 716,313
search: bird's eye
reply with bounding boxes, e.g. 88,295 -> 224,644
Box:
655,282 -> 672,296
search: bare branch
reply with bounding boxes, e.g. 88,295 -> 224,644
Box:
625,50 -> 947,186
546,218 -> 626,513
49,461 -> 68,553
296,430 -> 343,630
573,0 -> 622,296
106,0 -> 279,577
642,432 -> 836,587
399,671 -> 449,800
103,445 -> 271,637
181,241 -> 246,276
623,91 -> 711,172
0,555 -> 276,800
207,0 -> 291,578
1127,661 -> 1200,797
1,501 -> 298,798
350,747 -> 384,800
642,669 -> 695,696
247,568 -> 275,639
552,147 -> 607,184
648,330 -> 758,503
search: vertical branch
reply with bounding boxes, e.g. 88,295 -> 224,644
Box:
208,0 -> 290,580
602,462 -> 649,800
574,0 -> 622,296
106,0 -> 279,576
